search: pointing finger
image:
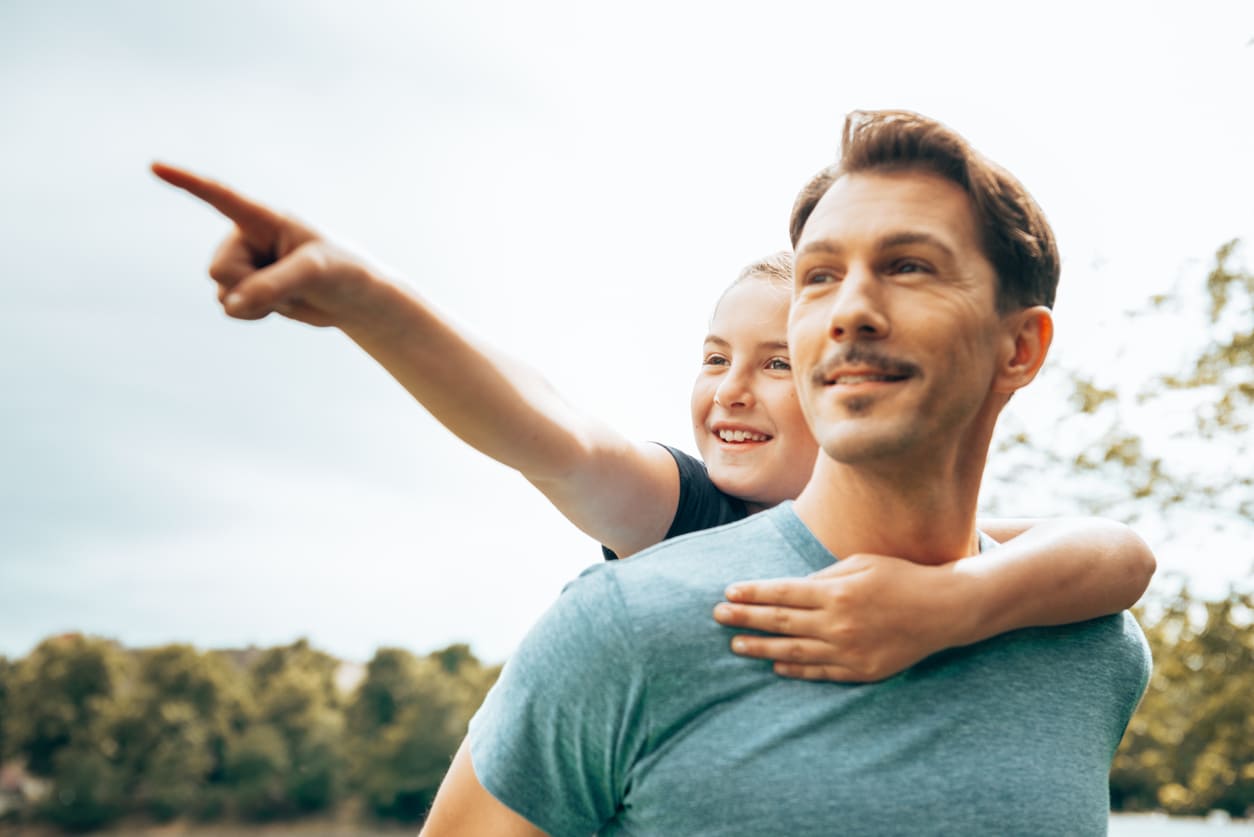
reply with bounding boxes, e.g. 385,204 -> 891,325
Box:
151,161 -> 284,245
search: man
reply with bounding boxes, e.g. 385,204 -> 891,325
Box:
426,109 -> 1152,835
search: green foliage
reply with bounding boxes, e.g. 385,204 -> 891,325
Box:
347,645 -> 498,822
117,644 -> 251,820
1112,588 -> 1254,816
39,744 -> 128,832
224,724 -> 291,820
0,655 -> 12,761
247,640 -> 347,815
3,635 -> 131,778
1163,240 -> 1254,444
988,240 -> 1254,527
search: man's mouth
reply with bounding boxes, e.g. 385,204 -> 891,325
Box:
828,372 -> 909,385
812,347 -> 919,387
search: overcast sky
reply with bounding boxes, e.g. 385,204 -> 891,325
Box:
2,1 -> 1252,663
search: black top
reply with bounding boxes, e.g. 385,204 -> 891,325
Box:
602,444 -> 749,561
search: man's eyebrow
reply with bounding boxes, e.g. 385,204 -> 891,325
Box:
877,230 -> 957,259
795,231 -> 958,260
703,335 -> 729,347
795,240 -> 844,260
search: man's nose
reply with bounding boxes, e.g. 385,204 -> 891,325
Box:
829,265 -> 890,341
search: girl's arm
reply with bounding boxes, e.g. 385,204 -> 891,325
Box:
963,517 -> 1154,634
153,163 -> 678,558
712,517 -> 1155,682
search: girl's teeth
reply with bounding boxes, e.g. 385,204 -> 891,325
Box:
719,429 -> 767,442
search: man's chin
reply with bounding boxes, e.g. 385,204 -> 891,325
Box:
816,426 -> 915,465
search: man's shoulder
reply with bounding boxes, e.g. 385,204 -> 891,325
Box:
985,610 -> 1149,669
965,610 -> 1152,714
564,505 -> 817,644
1048,610 -> 1150,669
597,505 -> 810,595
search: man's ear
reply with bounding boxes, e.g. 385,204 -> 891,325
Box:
993,305 -> 1053,394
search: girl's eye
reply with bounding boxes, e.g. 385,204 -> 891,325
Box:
703,354 -> 729,367
767,358 -> 791,371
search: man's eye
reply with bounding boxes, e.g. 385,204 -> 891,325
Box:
767,358 -> 791,371
703,355 -> 729,367
806,271 -> 838,285
893,259 -> 929,274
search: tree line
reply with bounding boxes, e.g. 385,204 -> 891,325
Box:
0,636 -> 497,830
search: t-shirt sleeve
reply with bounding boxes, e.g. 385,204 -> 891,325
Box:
467,566 -> 649,836
660,444 -> 749,538
602,443 -> 748,561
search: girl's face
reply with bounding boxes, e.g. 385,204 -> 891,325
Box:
690,277 -> 819,512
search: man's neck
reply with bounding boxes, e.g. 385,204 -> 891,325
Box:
792,447 -> 988,565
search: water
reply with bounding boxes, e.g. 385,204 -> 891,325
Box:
1110,814 -> 1254,835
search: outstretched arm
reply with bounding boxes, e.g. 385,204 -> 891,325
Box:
713,517 -> 1155,682
152,163 -> 678,557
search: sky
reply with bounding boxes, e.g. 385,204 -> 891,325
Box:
2,1 -> 1252,663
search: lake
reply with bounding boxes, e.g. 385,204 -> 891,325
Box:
1111,814 -> 1254,835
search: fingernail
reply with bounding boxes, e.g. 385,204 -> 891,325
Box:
731,637 -> 746,653
725,585 -> 743,599
224,292 -> 244,311
713,604 -> 731,620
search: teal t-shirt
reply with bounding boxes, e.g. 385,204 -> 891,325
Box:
468,502 -> 1151,836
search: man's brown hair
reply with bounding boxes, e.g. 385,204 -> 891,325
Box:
788,110 -> 1059,312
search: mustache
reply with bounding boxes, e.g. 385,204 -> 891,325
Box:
810,345 -> 921,385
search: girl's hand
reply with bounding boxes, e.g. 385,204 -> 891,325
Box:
152,162 -> 380,329
713,553 -> 973,683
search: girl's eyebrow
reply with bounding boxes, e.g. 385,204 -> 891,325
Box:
703,335 -> 789,352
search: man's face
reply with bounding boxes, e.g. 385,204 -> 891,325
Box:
788,169 -> 1007,466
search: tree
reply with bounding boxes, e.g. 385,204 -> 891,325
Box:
2,636 -> 132,830
985,241 -> 1254,549
347,645 -> 498,821
113,644 -> 251,820
0,655 -> 11,762
237,639 -> 347,817
1111,588 -> 1254,816
223,724 -> 290,820
2,635 -> 130,779
38,743 -> 128,832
